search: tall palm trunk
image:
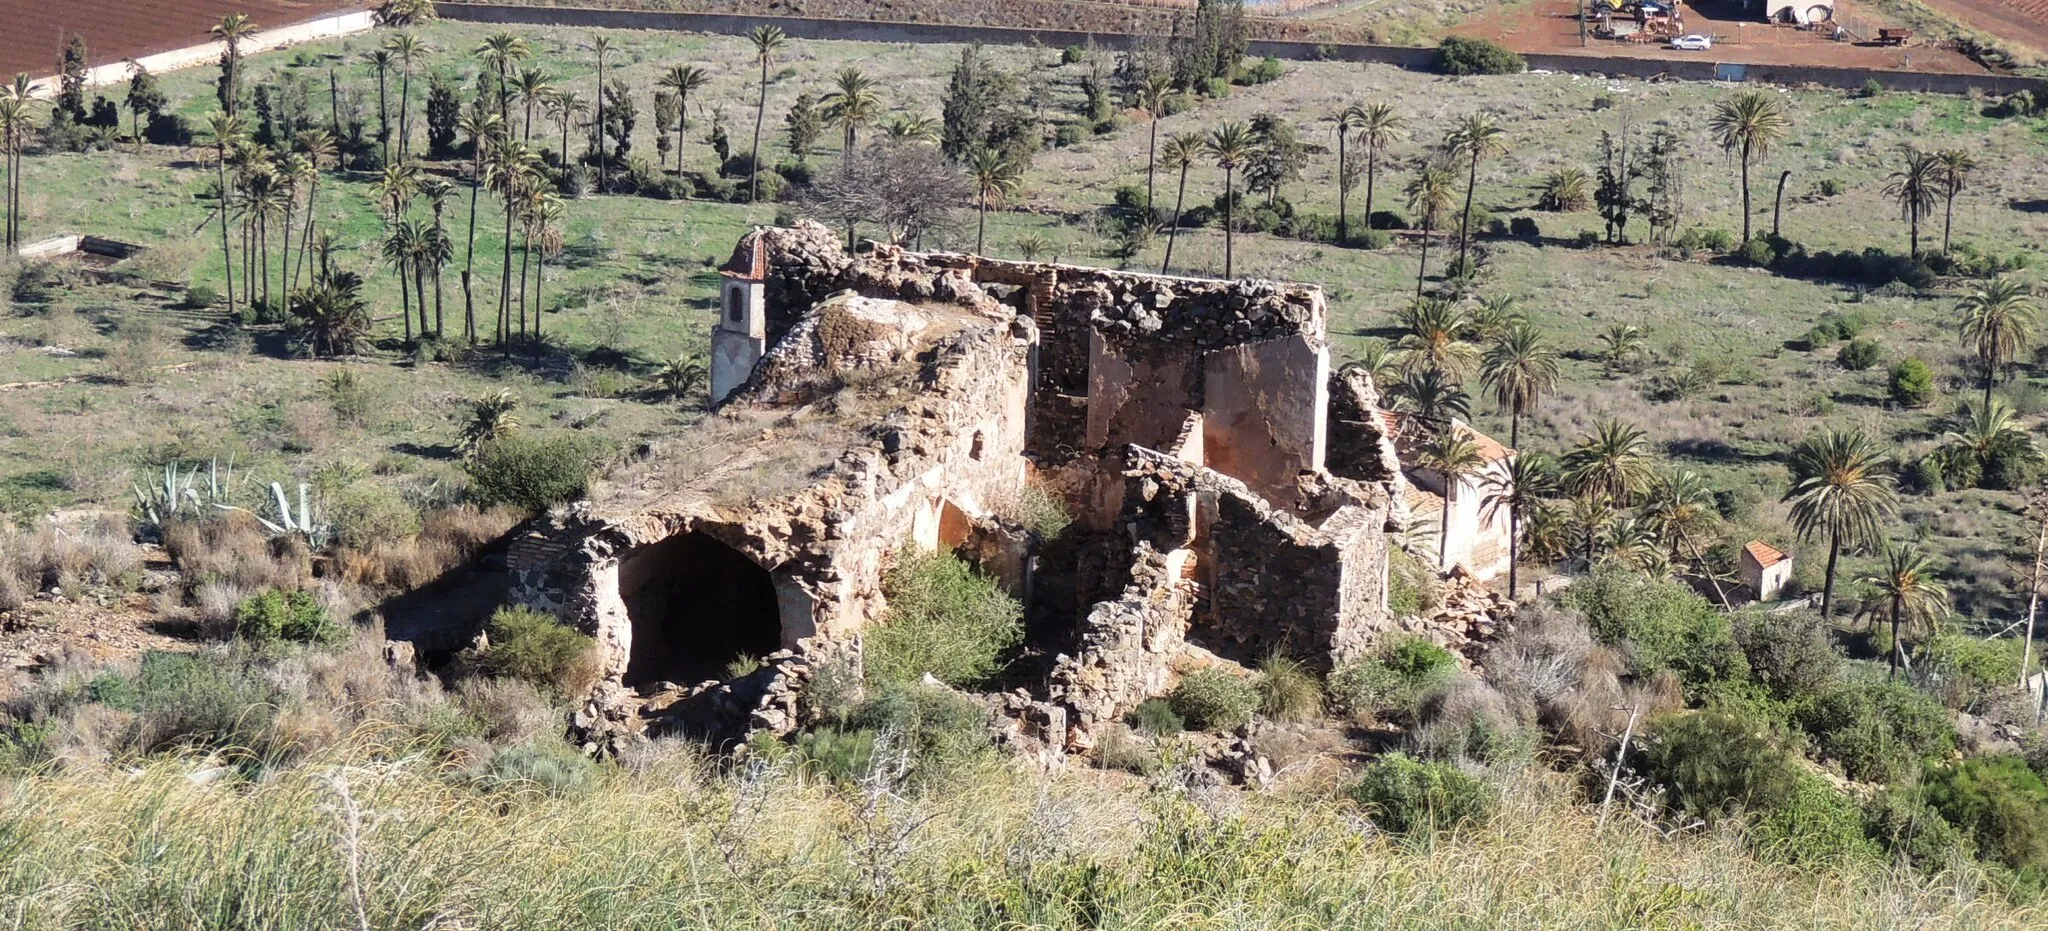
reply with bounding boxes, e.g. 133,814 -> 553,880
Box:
396,250 -> 412,342
517,224 -> 531,337
1145,119 -> 1159,219
1162,163 -> 1189,275
1986,321 -> 2000,411
1337,130 -> 1350,244
1943,189 -> 1957,254
750,55 -> 768,202
463,153 -> 484,344
596,57 -> 608,192
1889,595 -> 1905,679
433,261 -> 446,340
499,194 -> 515,347
1738,140 -> 1754,243
533,251 -> 544,341
976,191 -> 990,256
1506,502 -> 1521,599
295,175 -> 319,291
279,197 -> 295,298
1908,202 -> 1921,258
676,90 -> 691,180
1457,149 -> 1479,270
1416,214 -> 1434,297
1438,493 -> 1453,569
376,67 -> 389,167
398,71 -> 413,161
1821,530 -> 1842,620
1222,167 -> 1236,279
1365,146 -> 1379,233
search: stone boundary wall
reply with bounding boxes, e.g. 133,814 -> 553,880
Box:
435,2 -> 2048,96
22,9 -> 376,100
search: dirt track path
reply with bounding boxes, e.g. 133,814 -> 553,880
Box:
1922,0 -> 2048,57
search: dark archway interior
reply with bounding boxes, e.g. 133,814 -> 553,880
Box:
619,532 -> 781,687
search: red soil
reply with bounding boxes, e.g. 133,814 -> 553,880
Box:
1921,0 -> 2048,56
2,1 -> 356,83
1455,0 -> 1986,74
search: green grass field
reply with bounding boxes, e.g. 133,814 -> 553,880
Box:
5,19 -> 2048,615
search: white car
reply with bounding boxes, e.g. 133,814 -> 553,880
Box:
1670,34 -> 1713,51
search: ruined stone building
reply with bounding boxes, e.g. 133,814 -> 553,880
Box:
510,221 -> 1439,752
1385,413 -> 1518,581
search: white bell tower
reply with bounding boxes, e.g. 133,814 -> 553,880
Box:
710,230 -> 768,405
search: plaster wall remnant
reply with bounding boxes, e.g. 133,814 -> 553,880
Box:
506,222 -> 1499,751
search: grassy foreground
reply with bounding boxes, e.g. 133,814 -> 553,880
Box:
0,734 -> 2034,930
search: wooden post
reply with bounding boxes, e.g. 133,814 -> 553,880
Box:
1596,701 -> 1642,832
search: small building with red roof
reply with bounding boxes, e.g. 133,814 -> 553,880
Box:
1739,540 -> 1794,601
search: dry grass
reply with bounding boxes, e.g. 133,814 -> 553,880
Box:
0,519 -> 143,606
162,514 -> 310,594
0,729 -> 2039,929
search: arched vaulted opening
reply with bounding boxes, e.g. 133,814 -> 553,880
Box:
619,532 -> 782,687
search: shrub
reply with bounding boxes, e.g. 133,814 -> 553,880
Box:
1328,635 -> 1457,723
1169,669 -> 1259,731
1865,788 -> 1978,874
233,589 -> 343,645
1574,230 -> 1600,248
1837,338 -> 1882,371
864,551 -> 1022,689
1508,216 -> 1540,240
1815,178 -> 1845,197
328,484 -> 420,552
1237,56 -> 1284,85
1642,711 -> 1800,821
1356,228 -> 1393,251
1366,209 -> 1407,231
1255,653 -> 1323,722
1564,570 -> 1747,691
182,284 -> 220,309
1794,675 -> 1956,783
1731,610 -> 1840,702
1438,37 -> 1525,76
1923,755 -> 2048,881
1348,753 -> 1497,835
1889,359 -> 1936,407
1742,237 -> 1778,266
98,649 -> 281,755
1053,124 -> 1084,148
1128,698 -> 1183,736
792,727 -> 878,781
1857,77 -> 1884,98
1675,227 -> 1736,253
1750,772 -> 1881,866
848,681 -> 990,776
481,606 -> 598,696
1061,44 -> 1086,65
466,433 -> 597,513
1924,633 -> 2032,710
478,740 -> 595,797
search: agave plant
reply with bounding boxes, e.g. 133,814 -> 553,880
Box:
654,357 -> 707,402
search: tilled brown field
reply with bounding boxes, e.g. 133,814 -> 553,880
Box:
3,1 -> 354,83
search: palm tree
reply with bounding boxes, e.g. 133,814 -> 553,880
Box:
1884,147 -> 1941,258
1343,341 -> 1401,388
1563,419 -> 1655,505
242,164 -> 288,312
1388,367 -> 1471,428
421,177 -> 456,339
1479,452 -> 1555,598
203,112 -> 246,315
1138,73 -> 1173,217
211,14 -> 259,116
511,66 -> 553,144
1159,131 -> 1203,275
0,95 -> 24,253
1955,277 -> 2038,409
1595,322 -> 1645,375
374,0 -> 438,27
458,102 -> 503,344
1708,89 -> 1790,244
1784,429 -> 1898,619
1935,398 -> 2040,489
967,149 -> 1022,256
655,357 -> 708,403
384,217 -> 423,342
746,26 -> 788,203
1644,469 -> 1731,607
1443,113 -> 1509,271
1934,149 -> 1976,255
821,68 -> 880,176
546,90 -> 588,180
365,48 -> 395,166
488,141 -> 542,346
291,272 -> 371,357
1205,121 -> 1257,279
276,153 -> 314,303
290,129 -> 334,291
1567,492 -> 1618,568
1406,160 -> 1456,296
659,64 -> 711,177
1418,431 -> 1487,569
529,194 -> 565,339
1478,322 -> 1557,450
461,390 -> 521,455
474,32 -> 530,125
1395,297 -> 1477,380
589,36 -> 616,191
1355,102 -> 1404,237
386,32 -> 430,161
883,114 -> 941,144
1596,516 -> 1666,576
1334,104 -> 1363,244
1860,543 -> 1950,678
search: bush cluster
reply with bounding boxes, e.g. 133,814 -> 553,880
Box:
1169,669 -> 1259,732
480,606 -> 598,697
1563,570 -> 1746,692
1328,635 -> 1458,724
864,551 -> 1022,689
1348,753 -> 1497,835
233,589 -> 343,645
466,433 -> 599,513
1437,37 -> 1525,76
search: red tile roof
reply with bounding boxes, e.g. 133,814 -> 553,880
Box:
1744,540 -> 1789,569
721,229 -> 768,280
1383,412 -> 1515,462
